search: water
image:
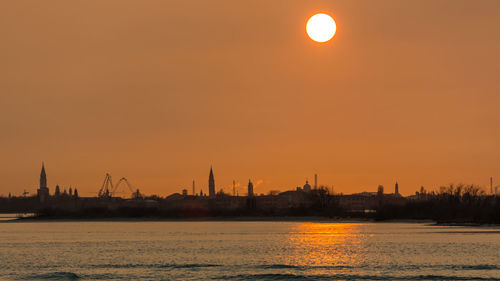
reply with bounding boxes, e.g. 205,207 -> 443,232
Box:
0,221 -> 499,280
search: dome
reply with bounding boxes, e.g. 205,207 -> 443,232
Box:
303,180 -> 311,192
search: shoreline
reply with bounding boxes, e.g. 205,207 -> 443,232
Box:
5,216 -> 436,224
5,216 -> 369,223
4,213 -> 497,226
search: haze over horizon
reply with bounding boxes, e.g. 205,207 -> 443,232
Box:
2,0 -> 500,197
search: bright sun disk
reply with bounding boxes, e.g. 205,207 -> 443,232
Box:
306,13 -> 337,43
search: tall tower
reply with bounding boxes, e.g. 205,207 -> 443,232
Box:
395,182 -> 399,196
192,180 -> 195,196
40,162 -> 47,189
233,180 -> 236,196
314,174 -> 318,189
37,162 -> 50,202
491,177 -> 493,194
208,167 -> 215,197
248,179 -> 254,197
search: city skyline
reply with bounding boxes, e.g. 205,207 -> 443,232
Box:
5,161 -> 497,198
2,0 -> 500,196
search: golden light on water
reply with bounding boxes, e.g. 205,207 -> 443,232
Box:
306,13 -> 337,43
286,223 -> 364,268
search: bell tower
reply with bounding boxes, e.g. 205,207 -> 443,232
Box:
208,166 -> 215,197
37,162 -> 50,202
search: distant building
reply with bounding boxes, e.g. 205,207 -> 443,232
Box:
182,189 -> 188,196
37,162 -> 50,202
377,185 -> 384,195
314,174 -> 318,189
395,182 -> 400,196
208,167 -> 215,197
377,185 -> 384,206
303,180 -> 311,192
248,180 -> 254,197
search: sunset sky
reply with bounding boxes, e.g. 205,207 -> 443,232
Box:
1,0 -> 500,197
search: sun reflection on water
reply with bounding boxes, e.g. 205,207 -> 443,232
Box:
284,223 -> 367,272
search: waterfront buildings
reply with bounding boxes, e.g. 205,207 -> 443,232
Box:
24,163 -> 407,215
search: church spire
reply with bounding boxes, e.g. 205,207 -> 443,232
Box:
37,162 -> 49,203
40,162 -> 47,189
208,166 -> 215,197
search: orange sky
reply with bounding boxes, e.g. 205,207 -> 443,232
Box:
1,0 -> 500,197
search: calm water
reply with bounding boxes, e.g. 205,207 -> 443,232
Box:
0,221 -> 499,280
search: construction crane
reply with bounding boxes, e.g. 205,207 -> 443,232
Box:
98,173 -> 114,198
113,177 -> 136,196
98,173 -> 139,198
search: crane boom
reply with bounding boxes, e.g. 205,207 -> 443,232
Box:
98,173 -> 114,198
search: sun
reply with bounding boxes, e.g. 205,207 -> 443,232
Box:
306,13 -> 337,43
